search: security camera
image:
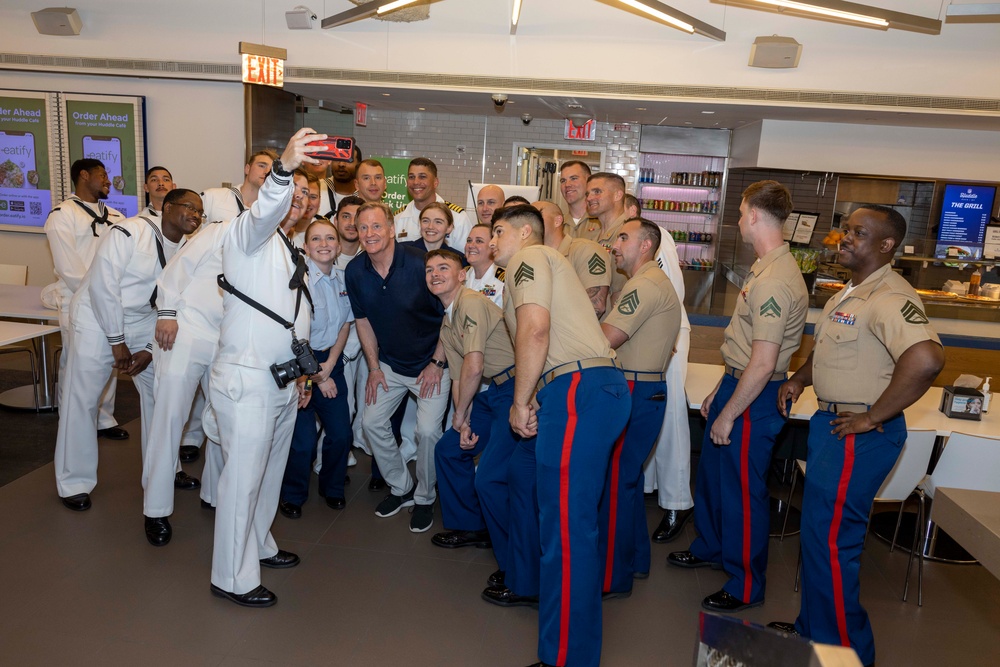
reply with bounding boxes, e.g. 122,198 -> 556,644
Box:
491,93 -> 508,110
521,113 -> 532,125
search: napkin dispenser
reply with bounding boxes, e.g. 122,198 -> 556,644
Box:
940,386 -> 984,420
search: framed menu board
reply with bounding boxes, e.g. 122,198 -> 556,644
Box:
781,210 -> 820,246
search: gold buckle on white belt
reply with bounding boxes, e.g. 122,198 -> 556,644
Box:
536,357 -> 616,392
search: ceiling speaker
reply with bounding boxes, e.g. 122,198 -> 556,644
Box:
31,7 -> 83,36
285,7 -> 316,30
749,36 -> 801,69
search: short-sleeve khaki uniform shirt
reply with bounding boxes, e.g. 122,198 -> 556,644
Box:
440,287 -> 515,381
503,244 -> 612,372
720,243 -> 808,373
812,263 -> 941,404
556,235 -> 613,293
602,261 -> 682,373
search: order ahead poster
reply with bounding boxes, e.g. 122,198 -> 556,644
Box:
63,94 -> 145,218
0,91 -> 57,231
376,156 -> 412,212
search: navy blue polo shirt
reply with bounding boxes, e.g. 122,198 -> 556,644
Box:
345,242 -> 444,377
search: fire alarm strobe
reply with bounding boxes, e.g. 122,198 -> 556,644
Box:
749,36 -> 802,69
31,7 -> 83,36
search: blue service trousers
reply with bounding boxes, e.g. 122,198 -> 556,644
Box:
505,433 -> 539,595
536,366 -> 630,667
795,411 -> 906,667
280,353 -> 351,505
598,379 -> 666,593
689,373 -> 786,604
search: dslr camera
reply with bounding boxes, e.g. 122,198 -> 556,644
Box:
270,338 -> 320,388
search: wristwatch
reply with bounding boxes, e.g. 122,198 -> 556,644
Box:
271,159 -> 292,177
431,358 -> 447,369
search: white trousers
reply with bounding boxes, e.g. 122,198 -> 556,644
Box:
643,327 -> 694,510
180,388 -> 207,448
58,305 -> 118,430
342,353 -> 369,451
199,399 -> 225,507
54,323 -> 154,497
143,331 -> 216,516
361,364 -> 450,506
210,363 -> 296,595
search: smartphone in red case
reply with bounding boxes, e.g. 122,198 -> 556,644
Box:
307,136 -> 355,162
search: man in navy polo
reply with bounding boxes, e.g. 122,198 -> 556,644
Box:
344,201 -> 450,534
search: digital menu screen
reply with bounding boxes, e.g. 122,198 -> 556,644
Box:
935,184 -> 996,260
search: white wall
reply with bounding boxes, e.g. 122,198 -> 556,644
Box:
1,1 -> 998,99
0,70 -> 244,285
734,120 -> 1000,182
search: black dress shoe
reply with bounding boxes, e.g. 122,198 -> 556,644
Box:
481,585 -> 539,608
702,589 -> 763,613
368,477 -> 386,491
488,569 -> 505,587
667,550 -> 721,569
201,499 -> 216,511
652,508 -> 693,544
431,529 -> 492,549
97,426 -> 129,440
633,571 -> 649,580
767,621 -> 799,635
144,516 -> 172,546
61,493 -> 91,511
325,496 -> 346,510
602,589 -> 632,601
260,549 -> 300,569
278,500 -> 302,519
179,445 -> 200,463
210,583 -> 276,608
174,471 -> 201,490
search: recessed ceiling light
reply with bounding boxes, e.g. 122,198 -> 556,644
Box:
701,110 -> 716,114
418,107 -> 426,111
684,121 -> 693,125
507,100 -> 515,104
567,103 -> 583,109
382,93 -> 391,97
636,107 -> 647,111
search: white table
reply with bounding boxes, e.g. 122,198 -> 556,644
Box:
0,321 -> 60,410
0,285 -> 60,411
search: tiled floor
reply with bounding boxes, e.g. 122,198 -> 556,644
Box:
1,414 -> 998,666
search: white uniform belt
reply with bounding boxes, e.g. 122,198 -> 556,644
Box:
817,400 -> 869,414
725,365 -> 786,382
537,357 -> 615,392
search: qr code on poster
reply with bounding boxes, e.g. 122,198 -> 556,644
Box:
30,202 -> 42,216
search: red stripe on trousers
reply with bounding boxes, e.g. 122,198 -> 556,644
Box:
828,434 -> 856,647
603,380 -> 635,592
557,373 -> 582,667
740,408 -> 753,603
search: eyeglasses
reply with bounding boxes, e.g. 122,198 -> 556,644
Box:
169,201 -> 206,220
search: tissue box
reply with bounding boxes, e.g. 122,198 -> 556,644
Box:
939,386 -> 985,420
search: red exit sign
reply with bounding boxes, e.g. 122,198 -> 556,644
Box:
242,54 -> 284,88
565,119 -> 596,141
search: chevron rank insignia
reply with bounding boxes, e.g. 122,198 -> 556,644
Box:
900,300 -> 928,324
462,314 -> 477,331
588,253 -> 607,275
618,289 -> 640,315
759,296 -> 782,319
514,263 -> 534,286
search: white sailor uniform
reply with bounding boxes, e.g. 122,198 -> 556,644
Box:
143,220 -> 229,517
55,215 -> 181,498
201,186 -> 246,224
393,195 -> 474,250
464,263 -> 505,308
210,168 -> 310,595
44,196 -> 125,431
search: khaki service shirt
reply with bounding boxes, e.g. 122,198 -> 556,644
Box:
812,263 -> 941,405
602,261 -> 682,373
503,244 -> 613,373
556,235 -> 613,292
440,287 -> 515,381
720,243 -> 808,373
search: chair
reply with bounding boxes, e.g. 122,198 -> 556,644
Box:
920,432 -> 1000,605
0,264 -> 41,409
782,429 -> 937,606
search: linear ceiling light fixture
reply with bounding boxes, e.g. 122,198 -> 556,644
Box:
733,0 -> 941,33
511,0 -> 523,35
321,0 -> 422,29
614,0 -> 727,41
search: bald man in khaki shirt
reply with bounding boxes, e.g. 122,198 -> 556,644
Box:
669,181 -> 808,615
488,204 -> 630,667
598,218 -> 682,597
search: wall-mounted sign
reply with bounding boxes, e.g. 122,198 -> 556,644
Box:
0,90 -> 58,231
565,119 -> 596,141
242,54 -> 284,88
355,102 -> 368,127
614,123 -> 631,132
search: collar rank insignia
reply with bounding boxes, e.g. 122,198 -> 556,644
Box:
759,296 -> 782,319
901,300 -> 929,324
514,263 -> 534,286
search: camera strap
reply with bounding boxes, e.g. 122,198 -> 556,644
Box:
216,231 -> 312,340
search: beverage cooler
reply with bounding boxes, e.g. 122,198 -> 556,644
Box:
636,126 -> 731,314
